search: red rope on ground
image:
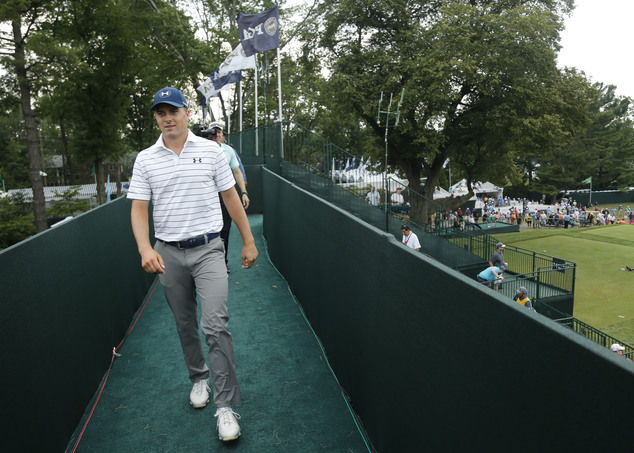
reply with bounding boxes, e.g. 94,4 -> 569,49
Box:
70,277 -> 159,453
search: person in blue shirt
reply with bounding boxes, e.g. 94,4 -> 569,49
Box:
477,265 -> 505,291
208,122 -> 249,272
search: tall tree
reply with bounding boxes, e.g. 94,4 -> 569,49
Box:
300,0 -> 583,223
536,83 -> 634,194
0,1 -> 58,232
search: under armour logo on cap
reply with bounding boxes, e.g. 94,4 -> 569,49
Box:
150,87 -> 188,112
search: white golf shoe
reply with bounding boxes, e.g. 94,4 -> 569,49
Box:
189,379 -> 210,408
215,407 -> 241,441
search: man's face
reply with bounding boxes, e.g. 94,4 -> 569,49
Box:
401,229 -> 409,236
210,128 -> 225,144
153,104 -> 190,141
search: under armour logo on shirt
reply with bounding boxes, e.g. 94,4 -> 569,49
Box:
193,158 -> 202,163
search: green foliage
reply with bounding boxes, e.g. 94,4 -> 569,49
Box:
535,83 -> 634,194
299,0 -> 585,222
0,193 -> 36,249
46,186 -> 90,218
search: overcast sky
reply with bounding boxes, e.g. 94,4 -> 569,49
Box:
557,0 -> 634,99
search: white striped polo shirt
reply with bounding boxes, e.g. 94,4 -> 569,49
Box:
128,131 -> 236,242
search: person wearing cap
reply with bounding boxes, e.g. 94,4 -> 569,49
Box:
128,87 -> 257,442
610,343 -> 626,356
489,242 -> 507,268
513,286 -> 534,310
207,121 -> 249,272
477,265 -> 505,291
391,187 -> 404,206
401,224 -> 421,252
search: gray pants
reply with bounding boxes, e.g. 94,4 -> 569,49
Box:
156,238 -> 241,408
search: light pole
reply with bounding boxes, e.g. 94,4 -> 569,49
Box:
377,89 -> 404,232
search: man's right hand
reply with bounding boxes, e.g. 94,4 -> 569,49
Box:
140,247 -> 165,274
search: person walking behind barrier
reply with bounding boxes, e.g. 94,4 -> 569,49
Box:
513,286 -> 534,310
207,121 -> 249,273
128,87 -> 258,443
391,187 -> 404,206
401,224 -> 421,252
611,343 -> 626,357
489,242 -> 507,268
366,186 -> 380,206
477,265 -> 505,291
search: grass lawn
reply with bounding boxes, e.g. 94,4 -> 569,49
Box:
495,224 -> 634,345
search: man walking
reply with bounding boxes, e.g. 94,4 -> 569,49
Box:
207,121 -> 249,273
128,87 -> 257,442
401,224 -> 421,252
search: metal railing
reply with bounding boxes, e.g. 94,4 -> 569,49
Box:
491,268 -> 575,300
447,230 -> 576,293
229,122 -> 575,296
228,122 -> 448,227
553,314 -> 634,359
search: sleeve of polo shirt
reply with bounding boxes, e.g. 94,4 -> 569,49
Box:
215,146 -> 237,193
127,153 -> 152,201
221,144 -> 239,169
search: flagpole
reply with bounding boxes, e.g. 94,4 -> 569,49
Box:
255,54 -> 259,157
239,80 -> 243,153
227,89 -> 231,133
277,47 -> 283,159
589,180 -> 592,205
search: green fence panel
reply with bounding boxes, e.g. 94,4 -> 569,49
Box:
0,197 -> 155,452
263,168 -> 634,453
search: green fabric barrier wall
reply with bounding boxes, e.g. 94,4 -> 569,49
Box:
262,169 -> 634,453
243,164 -> 264,214
566,190 -> 634,206
0,197 -> 155,452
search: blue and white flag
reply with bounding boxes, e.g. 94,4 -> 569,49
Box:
346,158 -> 357,171
237,4 -> 280,57
197,76 -> 228,100
212,69 -> 242,90
106,174 -> 111,202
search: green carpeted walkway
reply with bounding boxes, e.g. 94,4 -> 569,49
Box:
68,215 -> 369,452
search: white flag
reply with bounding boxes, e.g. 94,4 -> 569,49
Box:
218,43 -> 256,77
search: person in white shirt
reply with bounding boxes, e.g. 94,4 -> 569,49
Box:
128,87 -> 256,442
366,186 -> 380,206
401,224 -> 421,251
391,187 -> 404,205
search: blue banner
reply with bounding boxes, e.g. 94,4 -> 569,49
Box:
211,69 -> 243,90
237,4 -> 280,57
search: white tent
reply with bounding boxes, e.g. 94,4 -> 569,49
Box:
443,179 -> 503,200
337,171 -> 408,192
433,187 -> 452,199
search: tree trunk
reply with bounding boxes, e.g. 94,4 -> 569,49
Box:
116,161 -> 122,196
95,158 -> 106,205
13,18 -> 47,232
59,120 -> 75,185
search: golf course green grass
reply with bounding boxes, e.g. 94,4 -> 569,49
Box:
496,223 -> 634,345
